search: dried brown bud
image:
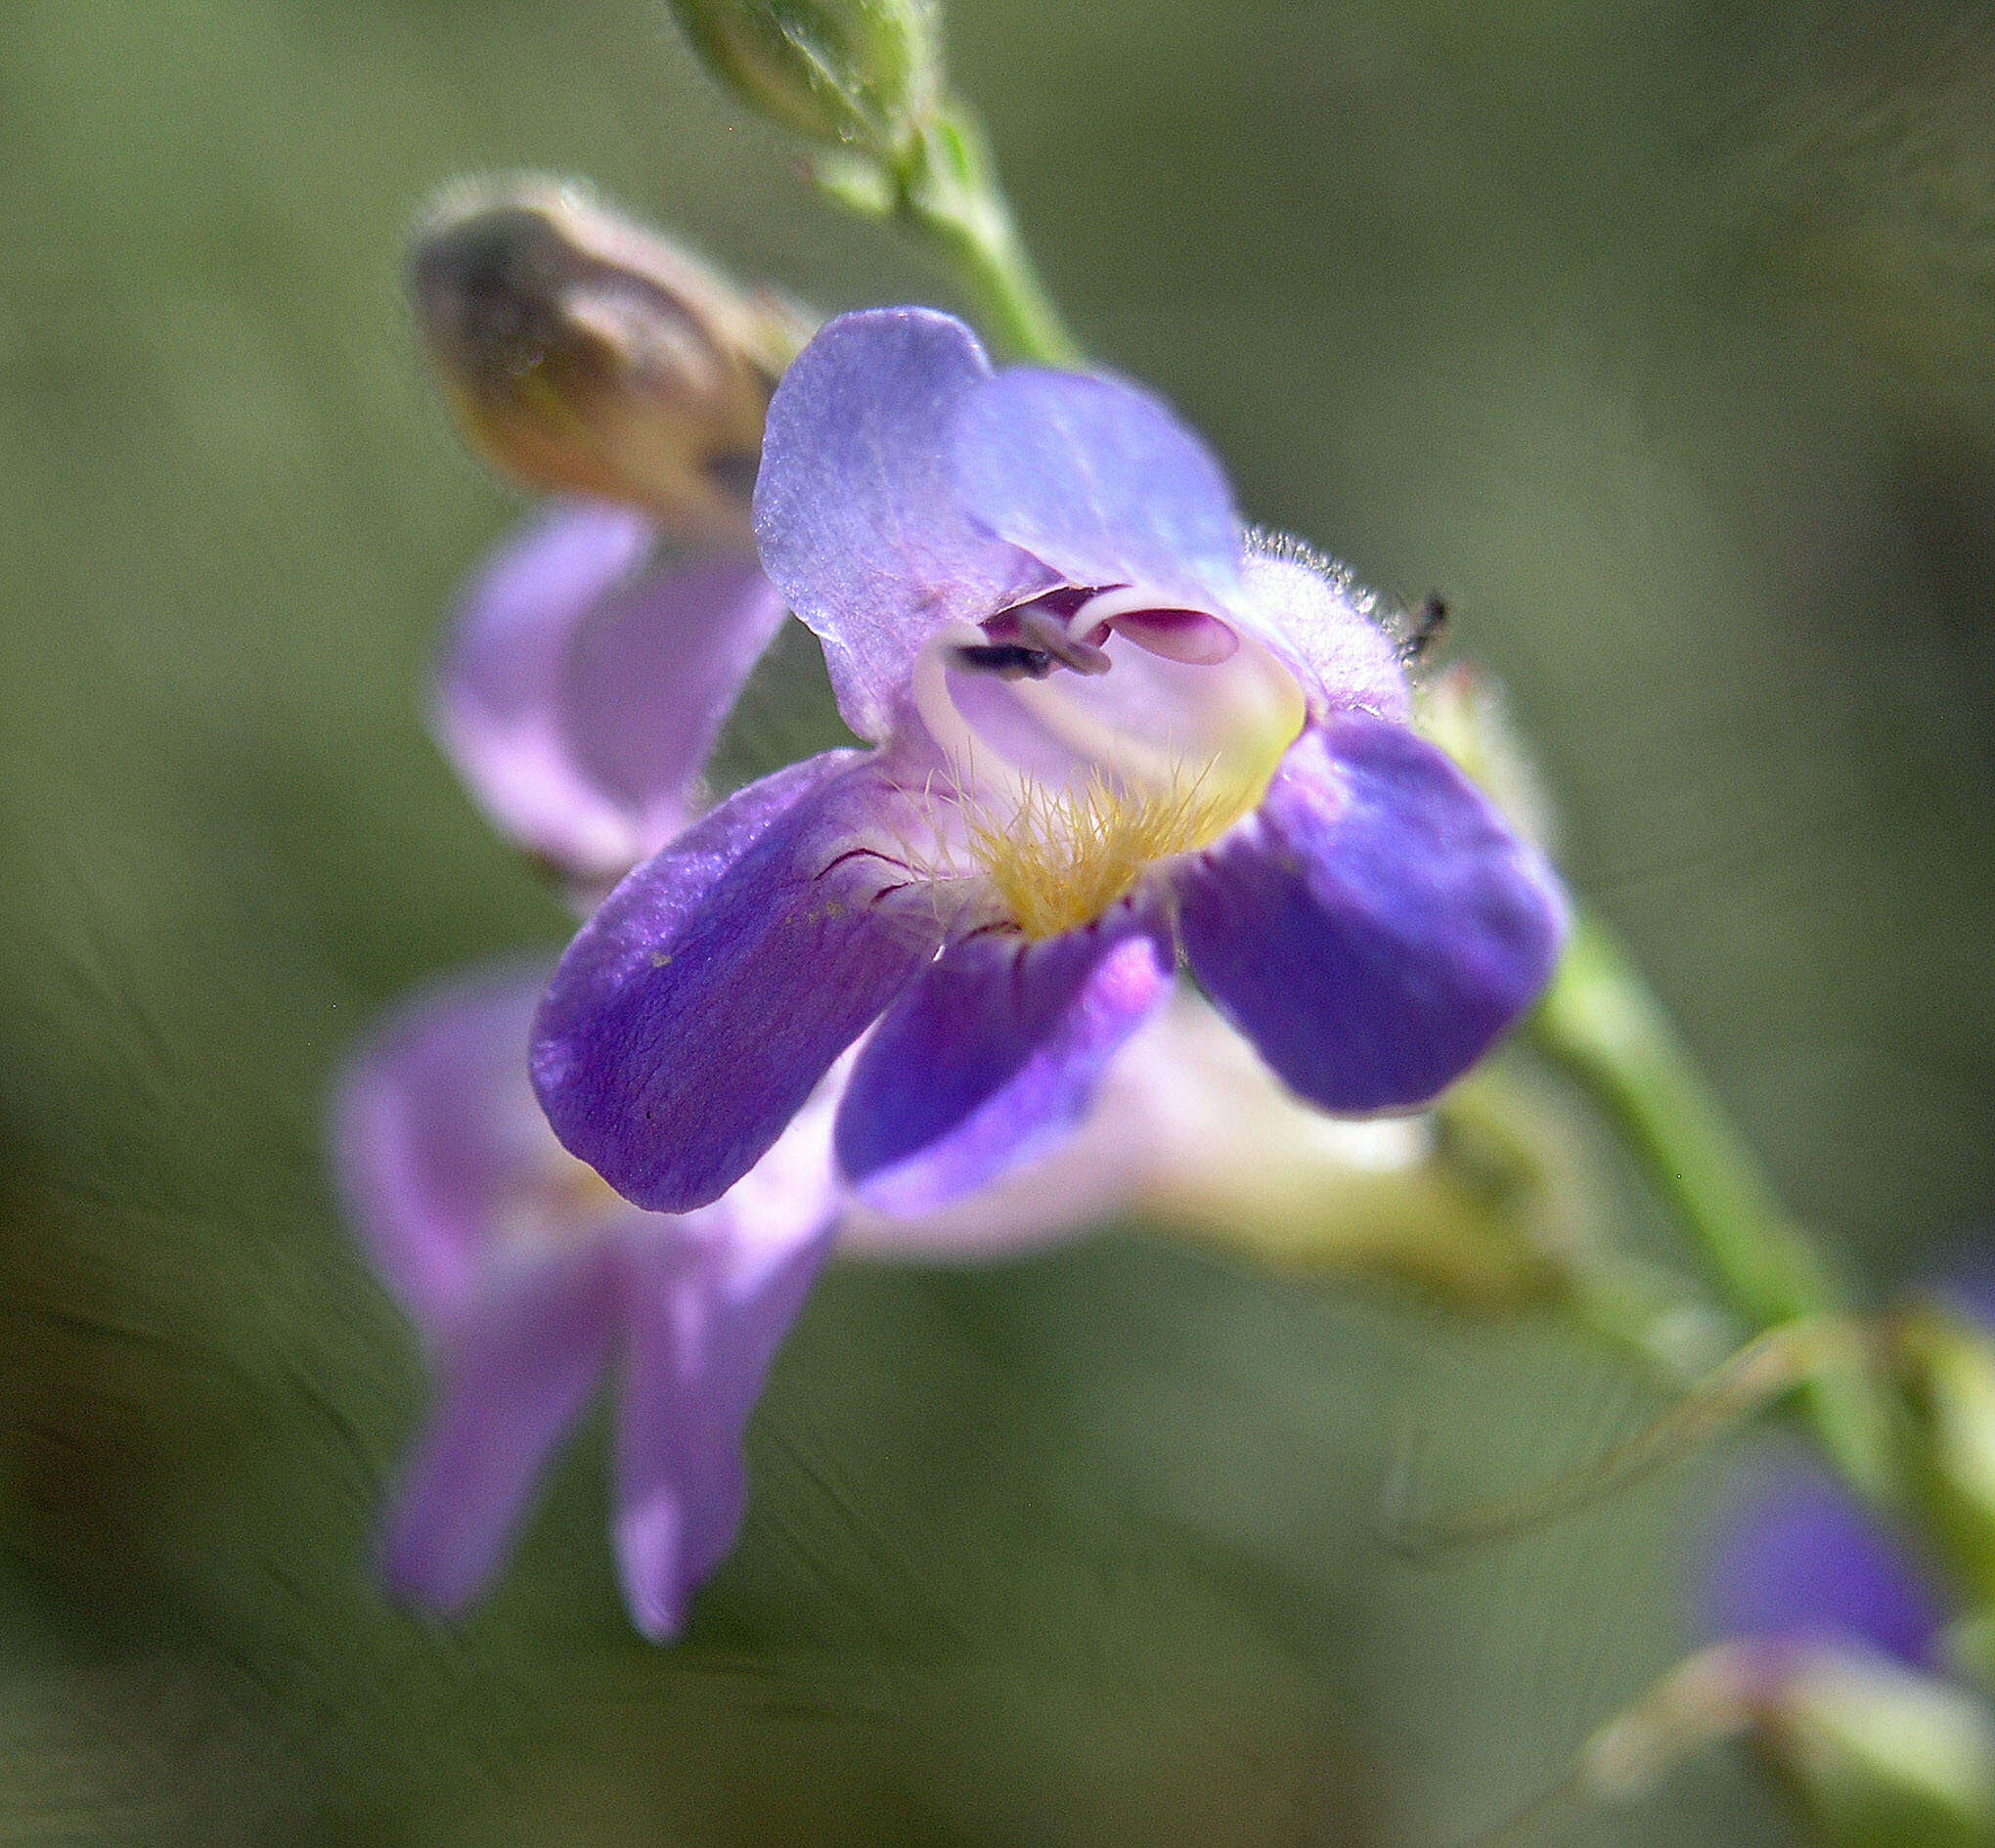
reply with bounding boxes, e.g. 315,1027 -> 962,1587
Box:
410,179 -> 813,540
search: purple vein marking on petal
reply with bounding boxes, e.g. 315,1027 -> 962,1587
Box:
753,309 -> 1053,742
1178,716 -> 1568,1113
532,749 -> 945,1213
834,908 -> 1174,1215
951,367 -> 1242,607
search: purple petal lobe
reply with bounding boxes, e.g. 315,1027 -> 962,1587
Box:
1702,1458 -> 1948,1667
952,368 -> 1241,607
437,501 -> 786,887
377,1248 -> 618,1617
1178,717 -> 1567,1112
1236,548 -> 1411,723
612,1157 -> 840,1639
834,912 -> 1173,1215
532,750 -> 943,1213
333,960 -> 571,1328
753,309 -> 1052,741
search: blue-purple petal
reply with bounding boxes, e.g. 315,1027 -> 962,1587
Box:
376,1247 -> 620,1617
835,911 -> 1173,1215
1702,1458 -> 1950,1667
612,1182 -> 840,1639
532,750 -> 944,1214
752,309 -> 1052,741
1177,716 -> 1567,1113
952,368 -> 1241,607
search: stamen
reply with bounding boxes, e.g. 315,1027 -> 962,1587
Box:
959,760 -> 1257,941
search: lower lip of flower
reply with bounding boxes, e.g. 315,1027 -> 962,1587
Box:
910,590 -> 1308,939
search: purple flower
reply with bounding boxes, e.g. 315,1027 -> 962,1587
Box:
333,960 -> 842,1639
1701,1457 -> 1953,1670
532,307 -> 1569,1217
433,499 -> 786,895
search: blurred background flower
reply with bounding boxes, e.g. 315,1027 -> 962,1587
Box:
1,1 -> 1994,1843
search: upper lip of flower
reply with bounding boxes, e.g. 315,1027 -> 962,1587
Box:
529,305 -> 1569,1226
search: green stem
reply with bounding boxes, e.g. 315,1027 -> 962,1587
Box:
892,103 -> 1083,367
1530,910 -> 1902,1501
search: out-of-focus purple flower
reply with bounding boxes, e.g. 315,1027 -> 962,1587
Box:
532,307 -> 1569,1219
333,960 -> 840,1640
433,500 -> 786,895
1701,1457 -> 1953,1671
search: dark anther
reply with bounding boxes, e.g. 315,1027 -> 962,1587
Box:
953,642 -> 1058,681
1406,593 -> 1449,661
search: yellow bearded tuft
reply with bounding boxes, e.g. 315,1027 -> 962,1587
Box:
962,764 -> 1258,941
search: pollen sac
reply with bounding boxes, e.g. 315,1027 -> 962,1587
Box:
666,0 -> 941,156
411,180 -> 814,540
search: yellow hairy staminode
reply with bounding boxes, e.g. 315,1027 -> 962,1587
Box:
962,764 -> 1256,941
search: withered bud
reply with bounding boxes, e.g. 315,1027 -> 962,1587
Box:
410,179 -> 814,540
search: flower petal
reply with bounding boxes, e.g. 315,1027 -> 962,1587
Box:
532,750 -> 944,1213
1236,547 -> 1410,724
753,309 -> 1052,741
611,1122 -> 841,1639
1703,1458 -> 1948,1667
376,1247 -> 619,1617
951,368 -> 1241,607
1177,716 -> 1567,1112
834,911 -> 1173,1215
436,501 -> 786,887
332,960 -> 578,1327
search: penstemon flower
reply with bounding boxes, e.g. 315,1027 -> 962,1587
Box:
532,306 -> 1570,1217
341,964 -> 1522,1637
335,961 -> 842,1640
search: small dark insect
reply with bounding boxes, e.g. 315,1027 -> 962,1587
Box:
1404,593 -> 1449,661
953,641 -> 1058,680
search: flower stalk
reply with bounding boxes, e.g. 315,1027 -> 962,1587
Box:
1529,911 -> 1903,1503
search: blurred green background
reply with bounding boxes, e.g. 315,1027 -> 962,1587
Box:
2,0 -> 1993,1840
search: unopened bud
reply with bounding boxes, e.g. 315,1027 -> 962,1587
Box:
667,0 -> 940,155
410,179 -> 812,538
1893,1301 -> 1995,1603
1569,1645 -> 1995,1848
1764,1648 -> 1995,1848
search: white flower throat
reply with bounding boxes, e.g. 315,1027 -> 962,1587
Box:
910,587 -> 1306,939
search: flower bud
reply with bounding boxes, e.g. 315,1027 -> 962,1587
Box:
666,0 -> 940,155
1569,1645 -> 1995,1848
1893,1301 -> 1995,1603
1759,1648 -> 1995,1848
410,179 -> 813,539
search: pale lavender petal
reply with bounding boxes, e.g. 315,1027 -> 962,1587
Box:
952,368 -> 1241,607
753,309 -> 1053,741
532,750 -> 944,1214
1178,717 -> 1567,1113
436,502 -> 785,886
557,551 -> 787,832
1702,1459 -> 1949,1667
1236,549 -> 1411,723
611,1138 -> 841,1638
377,1246 -> 619,1617
834,911 -> 1173,1215
332,961 -> 566,1328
